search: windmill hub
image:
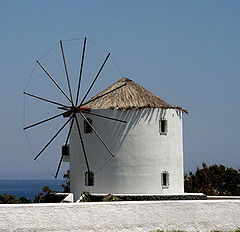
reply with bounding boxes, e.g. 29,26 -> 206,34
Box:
78,106 -> 91,111
60,106 -> 91,118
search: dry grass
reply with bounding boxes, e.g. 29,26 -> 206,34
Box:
84,77 -> 187,113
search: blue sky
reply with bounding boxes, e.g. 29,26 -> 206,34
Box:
0,0 -> 239,179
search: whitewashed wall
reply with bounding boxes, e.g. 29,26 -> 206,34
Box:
70,108 -> 184,200
0,200 -> 239,231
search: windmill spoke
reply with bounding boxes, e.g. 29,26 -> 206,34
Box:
76,37 -> 86,106
79,112 -> 115,158
80,53 -> 110,105
24,91 -> 68,108
34,115 -> 73,160
60,40 -> 74,105
55,155 -> 63,179
65,116 -> 75,144
55,117 -> 74,179
81,83 -> 126,106
24,112 -> 67,130
36,60 -> 73,104
74,115 -> 91,172
81,110 -> 127,123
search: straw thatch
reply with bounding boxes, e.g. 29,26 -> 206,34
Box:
83,78 -> 187,113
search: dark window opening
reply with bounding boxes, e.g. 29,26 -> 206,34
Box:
161,171 -> 169,188
62,144 -> 69,156
85,171 -> 94,186
84,118 -> 93,134
163,173 -> 167,186
159,119 -> 168,134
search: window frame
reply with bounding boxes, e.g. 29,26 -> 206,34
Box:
159,119 -> 168,135
161,171 -> 169,189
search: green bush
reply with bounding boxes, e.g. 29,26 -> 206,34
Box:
33,186 -> 63,203
185,163 -> 240,196
0,194 -> 31,204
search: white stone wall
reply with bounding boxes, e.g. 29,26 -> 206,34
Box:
70,108 -> 184,200
0,200 -> 239,232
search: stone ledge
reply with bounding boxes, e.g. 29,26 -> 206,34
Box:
85,193 -> 207,201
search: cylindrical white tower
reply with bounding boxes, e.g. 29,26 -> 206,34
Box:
69,78 -> 186,200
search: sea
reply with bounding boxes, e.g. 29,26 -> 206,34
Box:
0,179 -> 65,201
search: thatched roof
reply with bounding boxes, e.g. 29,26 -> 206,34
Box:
83,78 -> 187,113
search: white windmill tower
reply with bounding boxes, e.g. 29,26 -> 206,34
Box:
68,77 -> 187,200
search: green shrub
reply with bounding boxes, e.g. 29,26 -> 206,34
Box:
0,194 -> 31,204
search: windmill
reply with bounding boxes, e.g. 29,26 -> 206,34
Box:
23,37 -> 126,183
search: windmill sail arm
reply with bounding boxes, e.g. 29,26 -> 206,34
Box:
81,110 -> 127,123
34,115 -> 73,160
23,91 -> 68,108
74,115 -> 91,172
60,40 -> 74,105
36,60 -> 73,104
80,83 -> 126,107
55,155 -> 63,179
54,116 -> 75,178
23,112 -> 67,130
76,37 -> 87,106
79,112 -> 115,158
80,53 -> 110,105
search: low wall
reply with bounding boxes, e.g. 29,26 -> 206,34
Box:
0,200 -> 240,232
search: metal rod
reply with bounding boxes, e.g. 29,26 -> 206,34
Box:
36,60 -> 72,104
60,40 -> 74,105
74,115 -> 91,172
23,91 -> 68,108
24,112 -> 67,130
55,155 -> 63,179
34,115 -> 73,160
75,37 -> 86,106
55,117 -> 74,178
65,116 -> 74,145
81,83 -> 126,106
81,110 -> 127,123
80,53 -> 110,105
79,112 -> 115,158
58,106 -> 71,110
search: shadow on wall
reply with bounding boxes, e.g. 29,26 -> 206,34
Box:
93,108 -> 181,175
112,108 -> 175,152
